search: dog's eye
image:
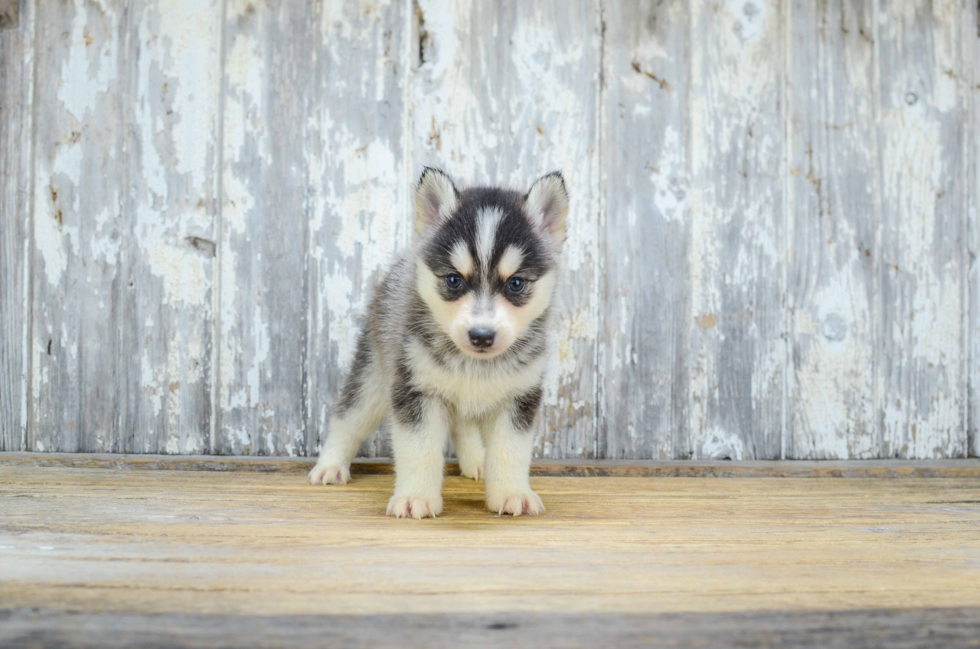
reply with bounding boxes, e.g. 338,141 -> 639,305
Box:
445,273 -> 463,290
507,277 -> 526,294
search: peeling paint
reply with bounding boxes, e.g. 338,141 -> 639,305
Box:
686,0 -> 784,459
12,0 -> 974,460
652,126 -> 689,224
877,0 -> 967,458
57,1 -> 118,122
33,172 -> 67,288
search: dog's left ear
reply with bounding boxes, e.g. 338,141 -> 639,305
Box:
525,171 -> 569,246
415,167 -> 459,234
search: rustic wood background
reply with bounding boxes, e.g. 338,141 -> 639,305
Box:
1,0 -> 978,460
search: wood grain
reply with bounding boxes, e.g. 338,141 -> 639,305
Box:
876,0 -> 969,458
216,0 -> 314,455
967,0 -> 980,459
4,607 -> 980,649
120,0 -> 221,455
31,0 -> 129,452
0,0 -> 33,451
687,0 -> 785,459
1,466 -> 979,624
786,0 -> 878,458
124,0 -> 221,455
413,0 -> 601,458
306,0 -> 411,459
30,0 -> 220,454
30,0 -> 107,453
599,0 -> 690,459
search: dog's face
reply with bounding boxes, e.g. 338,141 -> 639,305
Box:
414,169 -> 568,360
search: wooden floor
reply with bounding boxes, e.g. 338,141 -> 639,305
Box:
2,458 -> 980,647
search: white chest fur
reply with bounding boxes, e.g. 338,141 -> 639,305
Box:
405,340 -> 545,418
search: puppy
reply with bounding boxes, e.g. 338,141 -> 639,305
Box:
308,168 -> 568,518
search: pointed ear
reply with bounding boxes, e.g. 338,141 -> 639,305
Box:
415,167 -> 459,234
525,172 -> 569,246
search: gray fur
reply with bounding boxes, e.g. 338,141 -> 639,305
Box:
311,170 -> 567,517
342,244 -> 551,430
332,175 -> 561,437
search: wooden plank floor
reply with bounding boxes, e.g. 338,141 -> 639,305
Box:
1,461 -> 980,647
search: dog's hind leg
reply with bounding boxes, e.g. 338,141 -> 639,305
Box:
309,336 -> 388,485
451,415 -> 485,481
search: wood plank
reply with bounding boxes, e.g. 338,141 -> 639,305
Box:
3,607 -> 980,649
598,0 -> 690,459
785,0 -> 878,458
1,467 -> 979,622
3,452 -> 980,478
31,0 -> 128,452
687,0 -> 785,459
216,0 -> 316,455
0,0 -> 33,451
876,0 -> 969,458
30,0 -> 220,453
119,0 -> 221,454
413,0 -> 601,458
967,0 -> 980,459
306,0 -> 411,459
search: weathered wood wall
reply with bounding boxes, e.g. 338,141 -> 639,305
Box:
1,0 -> 977,459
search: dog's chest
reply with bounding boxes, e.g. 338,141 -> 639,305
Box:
407,343 -> 544,417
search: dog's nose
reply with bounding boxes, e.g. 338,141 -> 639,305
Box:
468,328 -> 495,349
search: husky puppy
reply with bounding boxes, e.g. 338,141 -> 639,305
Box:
308,168 -> 568,519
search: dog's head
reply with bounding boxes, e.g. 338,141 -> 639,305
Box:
413,168 -> 568,360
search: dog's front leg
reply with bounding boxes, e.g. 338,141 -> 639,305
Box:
387,395 -> 449,519
483,390 -> 544,516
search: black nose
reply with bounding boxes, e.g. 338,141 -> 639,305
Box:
468,328 -> 495,349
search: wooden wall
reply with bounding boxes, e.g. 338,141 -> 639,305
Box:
1,0 -> 977,459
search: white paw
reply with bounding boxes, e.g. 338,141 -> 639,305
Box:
486,490 -> 545,517
308,463 -> 351,485
386,494 -> 443,519
458,457 -> 485,481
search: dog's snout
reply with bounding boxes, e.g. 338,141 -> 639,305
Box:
468,328 -> 495,350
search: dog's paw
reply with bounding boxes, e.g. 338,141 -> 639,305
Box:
386,494 -> 443,519
308,463 -> 350,485
458,457 -> 484,481
486,490 -> 545,517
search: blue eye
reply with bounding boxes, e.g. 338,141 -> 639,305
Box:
507,277 -> 526,294
445,273 -> 463,290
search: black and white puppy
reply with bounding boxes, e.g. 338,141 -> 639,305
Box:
309,168 -> 568,518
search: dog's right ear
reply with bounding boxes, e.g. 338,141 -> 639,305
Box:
415,167 -> 459,234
